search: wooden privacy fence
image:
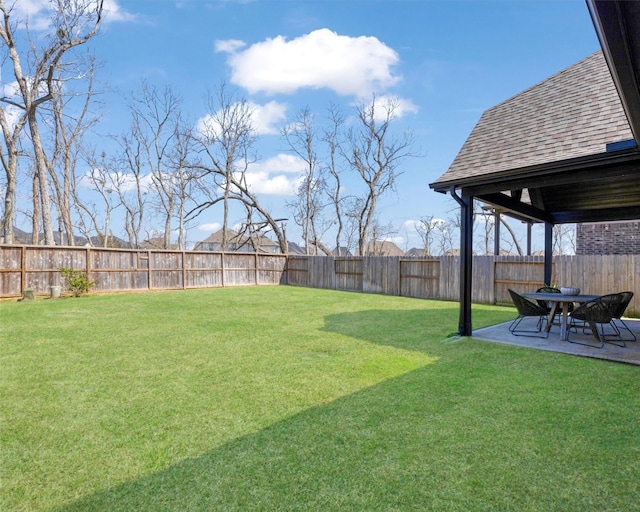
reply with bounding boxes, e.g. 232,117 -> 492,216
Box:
0,245 -> 286,297
1,246 -> 638,317
287,255 -> 640,317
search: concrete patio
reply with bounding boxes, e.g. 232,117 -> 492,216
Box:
473,317 -> 640,366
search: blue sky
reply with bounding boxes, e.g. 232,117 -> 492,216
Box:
10,0 -> 601,250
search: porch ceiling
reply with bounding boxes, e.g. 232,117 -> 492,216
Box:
464,148 -> 640,224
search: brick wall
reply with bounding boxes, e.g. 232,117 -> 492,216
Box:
576,221 -> 640,255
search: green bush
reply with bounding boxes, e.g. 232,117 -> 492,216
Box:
59,267 -> 96,297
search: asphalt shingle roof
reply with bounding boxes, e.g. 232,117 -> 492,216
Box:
433,51 -> 634,186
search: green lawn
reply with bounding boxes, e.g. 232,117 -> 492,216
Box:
2,286 -> 639,511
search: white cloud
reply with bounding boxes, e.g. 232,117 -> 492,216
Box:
197,222 -> 222,232
403,219 -> 419,232
250,154 -> 307,174
367,94 -> 419,121
11,0 -> 133,29
243,171 -> 301,195
248,101 -> 288,135
195,100 -> 287,137
242,154 -> 307,195
9,0 -> 50,30
1,80 -> 20,98
79,169 -> 154,194
11,0 -> 46,18
403,218 -> 447,233
1,105 -> 22,132
1,80 -> 23,131
103,0 -> 136,23
220,28 -> 401,96
384,235 -> 405,246
215,39 -> 246,53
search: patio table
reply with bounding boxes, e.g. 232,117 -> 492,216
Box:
522,292 -> 600,341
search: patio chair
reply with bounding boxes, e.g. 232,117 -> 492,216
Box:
606,291 -> 636,342
508,289 -> 549,338
568,293 -> 626,348
535,286 -> 573,325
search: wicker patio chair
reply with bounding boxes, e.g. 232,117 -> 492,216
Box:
568,293 -> 626,348
535,286 -> 574,328
535,285 -> 561,313
606,291 -> 636,342
508,289 -> 549,338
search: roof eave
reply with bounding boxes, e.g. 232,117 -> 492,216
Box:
587,0 -> 640,142
429,147 -> 640,193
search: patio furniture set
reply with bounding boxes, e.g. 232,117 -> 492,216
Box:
507,287 -> 636,349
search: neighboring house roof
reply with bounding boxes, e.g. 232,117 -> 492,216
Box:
286,241 -> 305,255
11,227 -> 31,244
194,229 -> 243,249
194,228 -> 280,253
432,51 -> 633,188
360,240 -> 404,257
87,235 -> 130,248
2,227 -> 130,248
404,247 -> 431,258
139,237 -> 179,250
332,246 -> 353,257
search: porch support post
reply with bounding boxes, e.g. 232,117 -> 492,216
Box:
544,222 -> 553,285
526,222 -> 532,256
494,211 -> 501,256
450,187 -> 473,336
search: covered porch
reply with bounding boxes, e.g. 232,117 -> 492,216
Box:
429,1 -> 640,344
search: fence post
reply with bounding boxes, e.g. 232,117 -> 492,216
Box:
255,252 -> 259,285
221,252 -> 226,287
148,250 -> 152,289
21,245 -> 26,296
182,251 -> 186,289
85,247 -> 91,279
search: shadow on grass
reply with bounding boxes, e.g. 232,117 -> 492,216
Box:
321,307 -> 461,352
54,308 -> 633,511
55,370 -> 445,511
49,364 -> 578,511
54,308 -> 460,511
55,339 -> 639,512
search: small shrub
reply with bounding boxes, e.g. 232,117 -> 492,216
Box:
60,268 -> 96,297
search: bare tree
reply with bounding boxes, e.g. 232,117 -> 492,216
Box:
116,131 -> 148,248
188,85 -> 287,253
73,150 -> 122,247
553,223 -> 576,255
365,217 -> 398,255
474,206 -> 494,255
415,215 -> 436,256
435,217 -> 456,256
323,103 -> 347,254
283,107 -> 335,255
171,125 -> 196,250
471,203 -> 526,255
0,0 -> 105,245
82,130 -> 149,248
343,95 -> 416,255
48,57 -> 101,246
498,217 -> 524,255
0,85 -> 28,243
126,81 -> 193,249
